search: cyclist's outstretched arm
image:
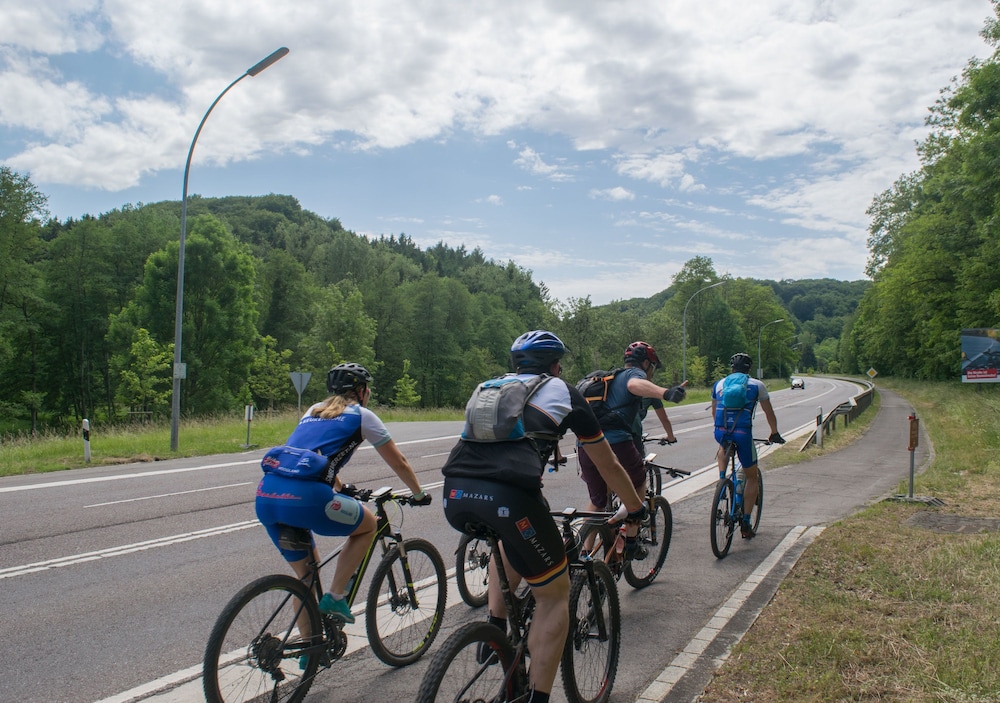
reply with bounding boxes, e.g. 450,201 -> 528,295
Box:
758,398 -> 783,443
375,440 -> 428,500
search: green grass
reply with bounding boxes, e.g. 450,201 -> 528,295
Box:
698,379 -> 1000,703
0,405 -> 463,477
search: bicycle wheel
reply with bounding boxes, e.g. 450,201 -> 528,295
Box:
203,574 -> 321,703
414,621 -> 521,703
455,533 -> 490,607
624,495 -> 672,588
562,560 -> 621,703
366,537 -> 447,666
710,478 -> 736,559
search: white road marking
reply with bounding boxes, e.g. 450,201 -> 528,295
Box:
84,482 -> 255,507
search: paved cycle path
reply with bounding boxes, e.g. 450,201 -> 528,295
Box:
642,387 -> 929,703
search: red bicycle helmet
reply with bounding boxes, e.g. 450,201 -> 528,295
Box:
624,341 -> 662,369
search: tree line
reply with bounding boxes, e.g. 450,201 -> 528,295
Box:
13,2 -> 1000,436
0,174 -> 864,436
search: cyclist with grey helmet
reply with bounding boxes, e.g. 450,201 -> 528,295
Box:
442,330 -> 645,703
255,362 -> 431,624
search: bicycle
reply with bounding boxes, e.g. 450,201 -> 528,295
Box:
580,439 -> 690,588
710,438 -> 773,558
417,507 -> 621,703
202,486 -> 447,703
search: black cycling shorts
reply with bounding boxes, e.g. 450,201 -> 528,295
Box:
443,476 -> 568,588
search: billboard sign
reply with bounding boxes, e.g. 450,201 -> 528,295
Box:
961,328 -> 1000,383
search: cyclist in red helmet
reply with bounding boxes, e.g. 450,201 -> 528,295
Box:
577,341 -> 687,556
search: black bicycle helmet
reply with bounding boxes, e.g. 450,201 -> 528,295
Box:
625,341 -> 662,369
510,330 -> 567,371
326,362 -> 374,394
730,352 -> 752,373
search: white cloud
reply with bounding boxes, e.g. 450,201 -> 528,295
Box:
589,186 -> 634,201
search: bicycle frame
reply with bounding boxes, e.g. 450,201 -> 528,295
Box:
469,510 -> 613,687
272,487 -> 412,662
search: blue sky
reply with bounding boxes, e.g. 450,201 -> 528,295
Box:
0,1 -> 993,305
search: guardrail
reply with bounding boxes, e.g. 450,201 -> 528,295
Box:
798,377 -> 876,451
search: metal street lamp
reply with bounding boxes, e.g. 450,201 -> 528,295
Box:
170,47 -> 289,451
756,318 -> 784,380
682,280 -> 726,381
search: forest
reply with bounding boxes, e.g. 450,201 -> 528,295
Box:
4,7 -> 1000,436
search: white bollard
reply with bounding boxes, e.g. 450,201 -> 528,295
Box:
82,419 -> 91,463
815,406 -> 823,448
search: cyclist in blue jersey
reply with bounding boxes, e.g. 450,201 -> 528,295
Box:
711,352 -> 784,538
255,362 -> 431,623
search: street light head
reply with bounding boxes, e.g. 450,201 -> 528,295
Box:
247,47 -> 289,76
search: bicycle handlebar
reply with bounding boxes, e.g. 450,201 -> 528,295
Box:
645,459 -> 692,477
340,484 -> 430,506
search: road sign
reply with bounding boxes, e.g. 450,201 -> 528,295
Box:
289,371 -> 312,413
289,372 -> 311,393
867,367 -> 878,378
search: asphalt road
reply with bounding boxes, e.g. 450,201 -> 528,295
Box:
1,377 -> 909,703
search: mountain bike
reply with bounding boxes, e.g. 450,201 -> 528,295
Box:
417,507 -> 621,703
710,438 -> 772,558
580,443 -> 689,588
202,486 -> 447,703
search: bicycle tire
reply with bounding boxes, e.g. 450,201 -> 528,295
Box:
203,574 -> 321,703
624,495 -> 672,588
562,560 -> 621,703
414,621 -> 521,703
455,533 -> 490,607
710,478 -> 736,559
366,537 -> 447,666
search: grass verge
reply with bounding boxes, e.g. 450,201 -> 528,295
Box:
697,379 -> 1000,702
0,405 -> 463,477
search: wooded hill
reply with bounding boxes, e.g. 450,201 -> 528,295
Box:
0,177 -> 866,433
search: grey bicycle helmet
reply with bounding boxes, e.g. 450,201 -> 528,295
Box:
327,363 -> 374,394
510,330 -> 567,371
730,352 -> 752,374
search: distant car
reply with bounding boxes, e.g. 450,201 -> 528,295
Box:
790,377 -> 805,390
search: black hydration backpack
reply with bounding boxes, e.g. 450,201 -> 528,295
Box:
575,368 -> 631,432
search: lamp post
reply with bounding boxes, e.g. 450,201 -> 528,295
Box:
170,47 -> 289,451
682,280 -> 726,381
756,318 -> 784,380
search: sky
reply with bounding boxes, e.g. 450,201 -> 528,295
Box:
0,1 -> 995,305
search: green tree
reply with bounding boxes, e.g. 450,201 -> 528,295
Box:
392,359 -> 421,407
0,168 -> 48,424
297,281 -> 377,404
249,335 -> 293,412
111,214 -> 259,414
114,328 -> 173,418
